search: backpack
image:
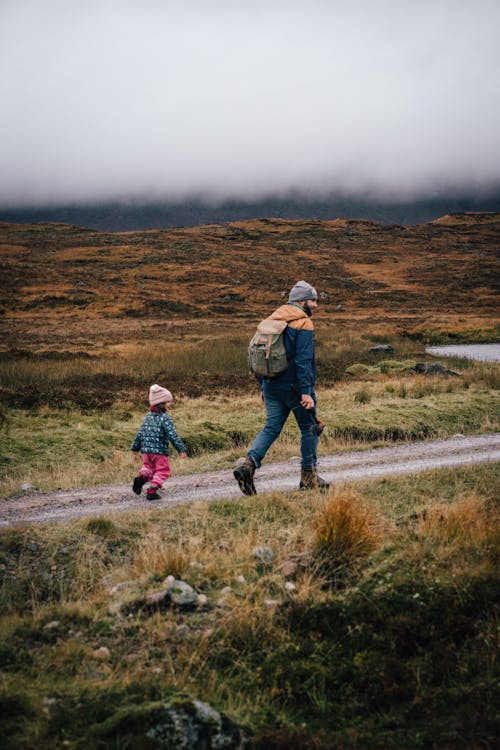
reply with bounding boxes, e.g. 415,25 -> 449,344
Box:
248,318 -> 288,378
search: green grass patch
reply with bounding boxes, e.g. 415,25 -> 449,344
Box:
400,325 -> 500,345
1,375 -> 498,498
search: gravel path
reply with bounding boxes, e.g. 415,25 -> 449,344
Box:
1,433 -> 499,527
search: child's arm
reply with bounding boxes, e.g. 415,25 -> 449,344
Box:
130,433 -> 142,452
162,414 -> 188,456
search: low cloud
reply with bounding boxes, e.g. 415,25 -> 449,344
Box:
1,0 -> 499,206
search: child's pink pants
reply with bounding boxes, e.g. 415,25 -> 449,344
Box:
139,454 -> 171,488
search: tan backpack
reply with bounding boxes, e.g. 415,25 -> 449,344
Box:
247,318 -> 288,378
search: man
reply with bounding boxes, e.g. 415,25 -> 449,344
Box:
234,280 -> 329,495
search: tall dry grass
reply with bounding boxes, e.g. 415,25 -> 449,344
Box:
415,493 -> 499,575
312,489 -> 384,578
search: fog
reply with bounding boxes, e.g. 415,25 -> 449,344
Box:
1,0 -> 499,206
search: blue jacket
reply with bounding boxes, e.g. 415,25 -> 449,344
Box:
261,304 -> 316,396
131,408 -> 187,456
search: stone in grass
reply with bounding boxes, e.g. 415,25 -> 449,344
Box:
167,579 -> 198,608
91,697 -> 248,749
279,560 -> 298,578
110,579 -> 198,615
92,646 -> 111,661
43,620 -> 60,630
413,362 -> 461,377
141,580 -> 198,610
264,599 -> 281,610
252,546 -> 274,565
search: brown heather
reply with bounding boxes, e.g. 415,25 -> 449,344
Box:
313,489 -> 383,575
0,214 -> 499,363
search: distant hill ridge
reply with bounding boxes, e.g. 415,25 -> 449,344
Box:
1,191 -> 500,231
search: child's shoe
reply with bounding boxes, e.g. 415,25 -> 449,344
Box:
132,475 -> 147,495
146,484 -> 160,501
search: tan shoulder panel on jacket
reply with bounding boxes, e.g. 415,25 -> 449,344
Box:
269,304 -> 314,330
288,317 -> 314,331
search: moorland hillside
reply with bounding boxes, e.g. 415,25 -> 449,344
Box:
0,212 -> 498,357
0,216 -> 498,749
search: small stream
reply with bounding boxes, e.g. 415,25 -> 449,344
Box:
425,343 -> 500,362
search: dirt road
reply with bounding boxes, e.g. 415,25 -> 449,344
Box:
1,433 -> 499,527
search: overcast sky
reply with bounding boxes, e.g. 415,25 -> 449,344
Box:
1,0 -> 499,206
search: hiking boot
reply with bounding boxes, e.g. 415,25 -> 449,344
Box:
299,468 -> 330,491
146,484 -> 160,501
233,456 -> 257,496
132,475 -> 147,495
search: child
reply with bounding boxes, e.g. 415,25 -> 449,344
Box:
131,384 -> 188,500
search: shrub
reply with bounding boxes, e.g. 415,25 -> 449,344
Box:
417,494 -> 499,570
312,491 -> 381,578
354,388 -> 371,404
86,518 -> 117,538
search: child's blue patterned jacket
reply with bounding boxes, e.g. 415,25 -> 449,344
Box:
131,408 -> 187,455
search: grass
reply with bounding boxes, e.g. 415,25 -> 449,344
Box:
1,325 -> 477,410
0,370 -> 498,499
0,464 -> 498,748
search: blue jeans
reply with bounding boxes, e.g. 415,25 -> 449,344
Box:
248,388 -> 318,470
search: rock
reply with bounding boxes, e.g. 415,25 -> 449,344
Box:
20,483 -> 34,492
220,586 -> 232,596
235,575 -> 246,584
279,560 -> 298,578
252,546 -> 274,564
93,698 -> 248,747
284,581 -> 297,592
43,620 -> 60,630
196,594 -> 208,606
413,362 -> 461,377
264,599 -> 281,610
167,579 -> 198,608
369,344 -> 394,353
146,698 -> 247,749
92,646 -> 111,661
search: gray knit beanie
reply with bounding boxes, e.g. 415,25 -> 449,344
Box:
288,280 -> 318,303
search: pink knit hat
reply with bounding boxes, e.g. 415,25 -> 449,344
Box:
149,384 -> 173,406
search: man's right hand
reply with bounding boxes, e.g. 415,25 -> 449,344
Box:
301,394 -> 314,410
